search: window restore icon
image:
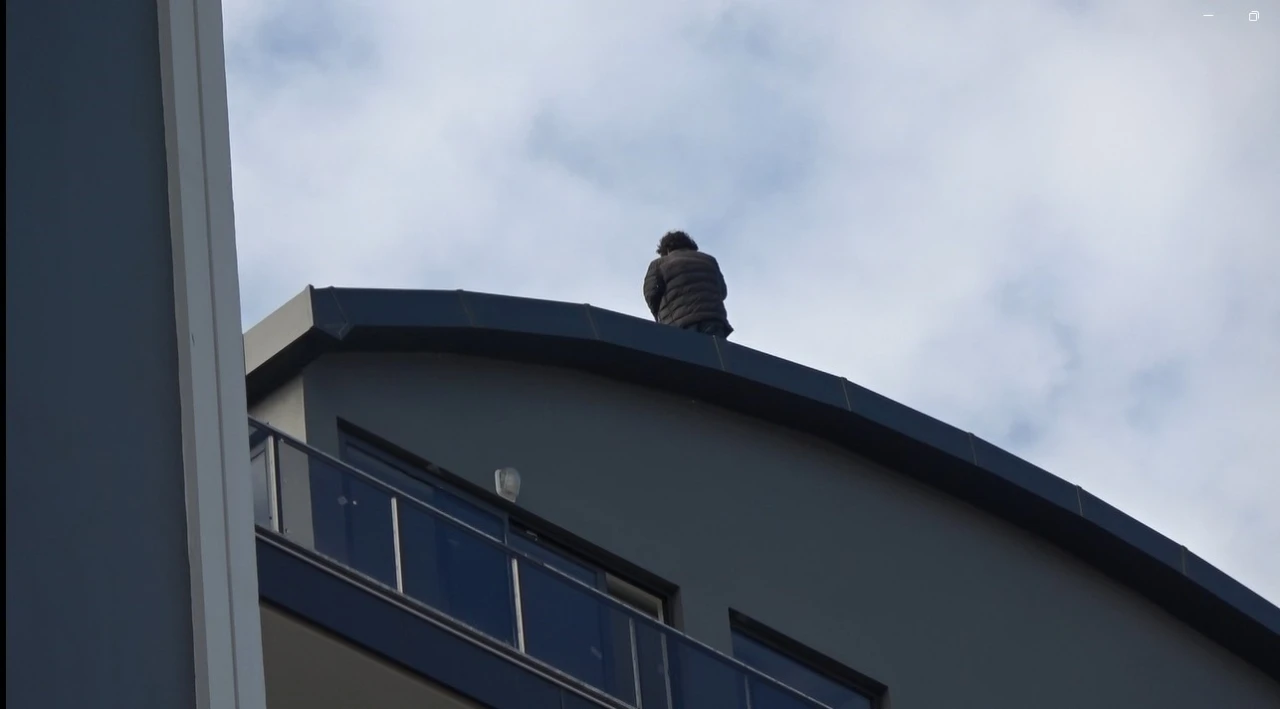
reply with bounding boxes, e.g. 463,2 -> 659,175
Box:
1249,10 -> 1259,21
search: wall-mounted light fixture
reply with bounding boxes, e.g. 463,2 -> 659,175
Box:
494,467 -> 522,503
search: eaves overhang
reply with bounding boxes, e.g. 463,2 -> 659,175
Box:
244,285 -> 1280,681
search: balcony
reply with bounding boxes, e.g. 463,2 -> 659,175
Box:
249,419 -> 832,709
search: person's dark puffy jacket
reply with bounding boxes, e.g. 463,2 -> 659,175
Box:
643,249 -> 733,334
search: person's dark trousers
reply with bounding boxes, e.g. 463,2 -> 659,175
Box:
687,319 -> 731,338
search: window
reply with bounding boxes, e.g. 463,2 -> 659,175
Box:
507,524 -> 667,704
335,432 -> 673,705
731,618 -> 876,709
510,524 -> 666,621
342,441 -> 504,538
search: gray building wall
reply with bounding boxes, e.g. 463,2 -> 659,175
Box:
253,375 -> 309,440
266,351 -> 1280,709
5,2 -> 198,708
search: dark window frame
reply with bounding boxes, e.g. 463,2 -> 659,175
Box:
335,420 -> 678,625
729,610 -> 886,707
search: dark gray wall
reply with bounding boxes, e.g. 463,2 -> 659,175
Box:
289,352 -> 1279,709
6,2 -> 197,708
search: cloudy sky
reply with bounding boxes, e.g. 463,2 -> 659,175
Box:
223,1 -> 1280,603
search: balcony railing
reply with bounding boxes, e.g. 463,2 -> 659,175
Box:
248,418 -> 830,709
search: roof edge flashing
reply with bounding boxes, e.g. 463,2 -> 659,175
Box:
243,285 -> 317,374
240,286 -> 1280,675
310,285 -> 355,340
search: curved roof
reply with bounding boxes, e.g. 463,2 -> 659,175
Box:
245,285 -> 1279,680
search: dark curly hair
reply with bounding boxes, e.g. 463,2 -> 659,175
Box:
657,230 -> 699,256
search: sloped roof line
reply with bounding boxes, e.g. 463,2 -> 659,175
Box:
243,285 -> 1279,680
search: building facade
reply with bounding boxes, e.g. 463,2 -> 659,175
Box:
12,1 -> 1275,707
8,1 -> 264,707
244,286 -> 1280,709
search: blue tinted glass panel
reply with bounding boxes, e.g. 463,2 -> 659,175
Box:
732,631 -> 870,709
343,444 -> 437,502
273,440 -> 314,545
343,443 -> 504,539
307,457 -> 397,588
341,473 -> 397,587
518,559 -> 636,704
436,490 -> 504,539
509,533 -> 598,586
250,446 -> 273,528
635,620 -> 673,709
309,457 -> 349,565
606,608 -> 640,705
398,499 -> 515,645
668,639 -> 749,709
747,678 -> 820,709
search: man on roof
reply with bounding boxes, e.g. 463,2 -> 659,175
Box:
643,231 -> 734,339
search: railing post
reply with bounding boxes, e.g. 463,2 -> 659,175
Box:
390,497 -> 406,592
265,435 -> 281,533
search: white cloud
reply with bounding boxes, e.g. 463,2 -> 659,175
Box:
224,0 -> 1280,602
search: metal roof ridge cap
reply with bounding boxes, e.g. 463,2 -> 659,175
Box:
311,285 -> 354,340
456,289 -> 477,326
582,303 -> 601,340
244,284 -> 324,375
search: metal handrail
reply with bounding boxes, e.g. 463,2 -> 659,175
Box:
255,530 -> 631,709
249,417 -> 830,709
